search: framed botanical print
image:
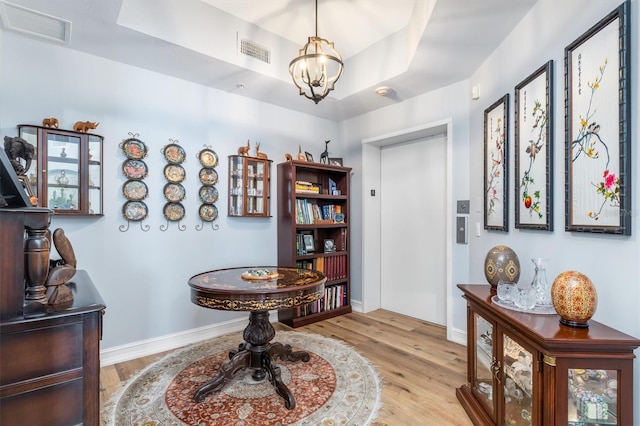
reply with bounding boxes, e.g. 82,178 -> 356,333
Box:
515,60 -> 553,231
565,1 -> 631,235
484,94 -> 509,231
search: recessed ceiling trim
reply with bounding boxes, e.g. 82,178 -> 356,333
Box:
0,1 -> 71,44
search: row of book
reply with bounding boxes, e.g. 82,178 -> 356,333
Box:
295,180 -> 321,194
295,284 -> 348,317
297,254 -> 348,281
295,199 -> 343,224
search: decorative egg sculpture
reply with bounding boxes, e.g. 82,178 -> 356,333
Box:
551,271 -> 597,328
484,245 -> 520,288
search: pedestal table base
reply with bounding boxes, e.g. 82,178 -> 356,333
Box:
193,311 -> 309,409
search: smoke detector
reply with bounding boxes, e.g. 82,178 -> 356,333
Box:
375,86 -> 392,97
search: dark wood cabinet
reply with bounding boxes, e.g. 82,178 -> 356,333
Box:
18,125 -> 103,216
0,270 -> 105,426
277,160 -> 351,327
456,284 -> 639,426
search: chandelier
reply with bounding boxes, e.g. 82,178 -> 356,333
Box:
289,0 -> 343,104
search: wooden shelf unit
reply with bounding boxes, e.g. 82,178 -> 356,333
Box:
277,160 -> 352,327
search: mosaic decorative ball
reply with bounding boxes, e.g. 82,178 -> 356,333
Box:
551,271 -> 598,328
484,245 -> 520,288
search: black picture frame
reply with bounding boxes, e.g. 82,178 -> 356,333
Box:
515,60 -> 554,231
328,157 -> 343,166
0,147 -> 31,207
484,94 -> 509,232
564,1 -> 631,235
305,151 -> 314,162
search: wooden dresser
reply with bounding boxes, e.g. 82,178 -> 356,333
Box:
0,270 -> 105,425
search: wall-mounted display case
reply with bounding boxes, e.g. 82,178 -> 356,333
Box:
18,125 -> 103,216
228,155 -> 271,217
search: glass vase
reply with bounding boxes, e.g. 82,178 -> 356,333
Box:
531,258 -> 551,306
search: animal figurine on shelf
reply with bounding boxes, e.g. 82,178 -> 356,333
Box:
73,120 -> 100,133
238,140 -> 250,156
320,140 -> 330,164
45,228 -> 77,307
255,142 -> 268,159
4,135 -> 35,175
284,153 -> 293,161
42,117 -> 59,128
297,145 -> 306,161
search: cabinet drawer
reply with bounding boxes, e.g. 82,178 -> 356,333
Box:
0,378 -> 83,426
0,321 -> 82,386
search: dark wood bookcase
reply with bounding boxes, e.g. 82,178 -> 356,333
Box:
277,160 -> 352,327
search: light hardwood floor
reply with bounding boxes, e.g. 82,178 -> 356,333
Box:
100,309 -> 473,425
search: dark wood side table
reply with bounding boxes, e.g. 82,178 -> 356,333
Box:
0,270 -> 105,426
188,266 -> 326,409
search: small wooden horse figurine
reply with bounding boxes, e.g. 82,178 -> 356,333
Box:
320,140 -> 330,164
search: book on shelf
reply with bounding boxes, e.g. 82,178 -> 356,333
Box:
294,283 -> 348,317
295,180 -> 321,194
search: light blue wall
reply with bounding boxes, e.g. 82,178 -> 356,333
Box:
0,32 -> 339,349
2,0 -> 639,419
467,0 -> 640,422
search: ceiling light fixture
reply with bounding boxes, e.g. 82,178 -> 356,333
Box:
288,0 -> 343,104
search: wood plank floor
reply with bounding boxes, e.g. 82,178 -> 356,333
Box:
100,309 -> 473,425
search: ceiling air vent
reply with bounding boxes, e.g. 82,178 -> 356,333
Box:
240,39 -> 271,64
0,1 -> 71,44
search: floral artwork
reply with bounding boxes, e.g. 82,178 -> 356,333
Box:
484,94 -> 509,231
515,61 -> 553,230
565,2 -> 630,234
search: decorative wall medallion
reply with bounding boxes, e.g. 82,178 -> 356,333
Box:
162,143 -> 186,164
122,159 -> 148,180
198,148 -> 218,167
199,204 -> 218,222
164,202 -> 186,221
164,164 -> 186,183
199,167 -> 218,185
123,179 -> 149,201
120,138 -> 148,160
123,200 -> 149,221
199,185 -> 218,203
163,183 -> 186,202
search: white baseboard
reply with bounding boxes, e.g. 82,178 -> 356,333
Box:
350,299 -> 363,312
100,312 -> 278,367
448,326 -> 466,346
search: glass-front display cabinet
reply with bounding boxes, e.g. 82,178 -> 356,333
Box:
457,284 -> 639,426
228,155 -> 271,217
18,125 -> 103,216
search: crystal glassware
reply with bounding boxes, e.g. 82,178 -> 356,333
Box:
531,258 -> 552,306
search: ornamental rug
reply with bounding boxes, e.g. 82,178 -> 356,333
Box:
102,331 -> 381,426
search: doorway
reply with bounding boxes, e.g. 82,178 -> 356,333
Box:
361,120 -> 453,331
379,135 -> 446,325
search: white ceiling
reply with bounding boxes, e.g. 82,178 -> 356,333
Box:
0,0 -> 538,121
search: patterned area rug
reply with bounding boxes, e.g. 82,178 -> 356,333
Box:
103,331 -> 381,425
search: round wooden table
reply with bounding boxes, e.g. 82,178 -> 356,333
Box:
188,266 -> 326,409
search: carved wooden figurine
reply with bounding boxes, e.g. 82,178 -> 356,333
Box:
42,117 -> 59,128
297,145 -> 306,161
238,140 -> 250,156
320,140 -> 330,164
284,153 -> 293,161
73,121 -> 99,133
255,142 -> 268,159
45,228 -> 77,306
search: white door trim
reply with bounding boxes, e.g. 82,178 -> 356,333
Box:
361,119 -> 454,337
